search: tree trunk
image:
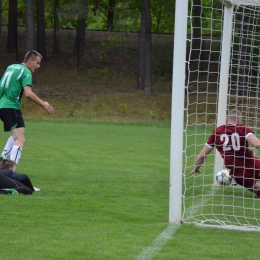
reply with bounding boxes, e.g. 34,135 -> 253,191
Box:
25,0 -> 36,84
7,0 -> 17,53
53,0 -> 60,54
107,0 -> 115,31
137,0 -> 152,94
36,0 -> 46,61
74,0 -> 88,57
25,0 -> 35,52
155,4 -> 163,33
74,18 -> 87,57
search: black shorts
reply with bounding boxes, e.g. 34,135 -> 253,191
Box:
0,108 -> 25,132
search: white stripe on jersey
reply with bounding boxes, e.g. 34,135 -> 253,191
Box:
17,68 -> 24,80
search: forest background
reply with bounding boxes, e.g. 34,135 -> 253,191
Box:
0,0 -> 213,123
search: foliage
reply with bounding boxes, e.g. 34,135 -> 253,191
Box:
0,0 -> 230,34
151,0 -> 175,33
58,0 -> 87,21
1,0 -> 176,33
187,0 -> 224,35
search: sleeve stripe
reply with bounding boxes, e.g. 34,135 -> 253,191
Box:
206,143 -> 214,149
246,132 -> 253,139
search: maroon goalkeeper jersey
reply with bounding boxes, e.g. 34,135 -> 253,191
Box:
206,124 -> 254,168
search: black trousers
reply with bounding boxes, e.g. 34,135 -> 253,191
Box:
0,173 -> 33,195
0,169 -> 34,190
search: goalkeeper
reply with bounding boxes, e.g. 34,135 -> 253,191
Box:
190,109 -> 260,197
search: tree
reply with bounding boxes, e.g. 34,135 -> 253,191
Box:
92,0 -> 116,31
25,0 -> 36,83
74,0 -> 88,57
151,0 -> 175,33
137,0 -> 152,94
58,0 -> 88,57
92,0 -> 102,16
25,0 -> 35,52
107,0 -> 116,31
53,0 -> 60,54
7,0 -> 17,52
36,0 -> 47,60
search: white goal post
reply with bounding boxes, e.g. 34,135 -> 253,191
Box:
170,0 -> 260,231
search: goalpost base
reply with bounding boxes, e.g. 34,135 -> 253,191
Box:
195,223 -> 260,232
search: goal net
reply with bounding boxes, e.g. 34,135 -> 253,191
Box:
170,0 -> 260,231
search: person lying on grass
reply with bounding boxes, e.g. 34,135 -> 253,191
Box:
0,159 -> 40,192
0,173 -> 33,195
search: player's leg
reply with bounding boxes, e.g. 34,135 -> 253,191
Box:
252,157 -> 260,197
253,182 -> 260,197
10,127 -> 25,165
1,136 -> 14,159
0,109 -> 26,165
231,167 -> 244,186
232,166 -> 256,194
241,158 -> 260,196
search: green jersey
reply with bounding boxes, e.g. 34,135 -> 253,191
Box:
0,64 -> 32,110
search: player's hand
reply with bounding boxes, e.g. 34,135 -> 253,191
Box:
43,101 -> 54,114
190,169 -> 200,175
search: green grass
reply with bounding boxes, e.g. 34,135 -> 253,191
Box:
0,120 -> 260,260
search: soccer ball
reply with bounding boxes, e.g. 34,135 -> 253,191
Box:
216,169 -> 232,186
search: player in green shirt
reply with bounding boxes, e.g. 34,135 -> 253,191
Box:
0,50 -> 54,165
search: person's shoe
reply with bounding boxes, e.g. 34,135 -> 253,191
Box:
33,187 -> 40,192
0,188 -> 19,195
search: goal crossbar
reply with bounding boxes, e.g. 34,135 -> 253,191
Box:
226,0 -> 260,6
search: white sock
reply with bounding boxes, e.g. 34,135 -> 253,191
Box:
10,145 -> 22,164
2,136 -> 15,158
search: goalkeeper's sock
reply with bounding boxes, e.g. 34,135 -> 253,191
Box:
10,145 -> 22,165
1,136 -> 14,159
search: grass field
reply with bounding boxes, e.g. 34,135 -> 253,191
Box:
0,120 -> 260,260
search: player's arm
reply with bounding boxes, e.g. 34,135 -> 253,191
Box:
247,133 -> 260,150
23,86 -> 54,114
190,145 -> 212,174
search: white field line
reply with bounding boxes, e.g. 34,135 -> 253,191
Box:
136,187 -> 216,260
135,224 -> 180,260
